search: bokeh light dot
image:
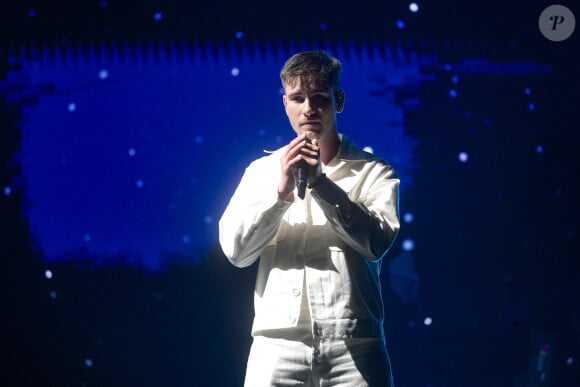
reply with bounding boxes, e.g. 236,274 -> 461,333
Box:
403,212 -> 414,223
396,20 -> 405,29
231,67 -> 240,77
45,269 -> 53,279
524,86 -> 532,95
83,234 -> 91,243
182,235 -> 191,244
128,148 -> 136,156
235,31 -> 244,39
528,102 -> 536,111
98,69 -> 109,80
85,359 -> 94,368
68,103 -> 76,112
3,186 -> 12,196
536,145 -> 544,154
136,179 -> 144,188
409,2 -> 419,12
402,238 -> 415,251
319,23 -> 327,31
195,135 -> 203,144
449,89 -> 458,98
50,291 -> 57,299
424,316 -> 433,326
566,357 -> 574,365
458,151 -> 469,163
204,215 -> 213,225
153,12 -> 163,21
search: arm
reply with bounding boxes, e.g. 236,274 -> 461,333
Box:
310,167 -> 400,260
218,159 -> 291,268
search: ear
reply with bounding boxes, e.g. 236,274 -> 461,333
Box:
282,94 -> 288,109
335,90 -> 345,113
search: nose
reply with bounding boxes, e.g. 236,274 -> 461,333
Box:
304,98 -> 317,116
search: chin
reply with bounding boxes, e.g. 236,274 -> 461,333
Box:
304,130 -> 321,140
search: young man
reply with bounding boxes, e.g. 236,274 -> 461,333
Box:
219,50 -> 400,386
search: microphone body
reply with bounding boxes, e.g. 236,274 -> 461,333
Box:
296,160 -> 308,199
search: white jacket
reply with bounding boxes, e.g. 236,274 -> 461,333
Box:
219,135 -> 400,340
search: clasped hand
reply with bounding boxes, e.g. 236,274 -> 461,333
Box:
278,134 -> 321,201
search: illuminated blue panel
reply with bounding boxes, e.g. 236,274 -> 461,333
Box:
10,40 -> 426,270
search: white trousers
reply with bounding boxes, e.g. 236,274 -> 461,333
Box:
244,336 -> 394,387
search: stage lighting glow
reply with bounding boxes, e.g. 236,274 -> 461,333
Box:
402,238 -> 415,251
363,146 -> 374,154
396,20 -> 405,29
424,316 -> 433,326
458,152 -> 469,163
403,212 -> 414,223
14,39 -> 418,271
44,270 -> 53,279
409,3 -> 419,12
98,69 -> 109,80
3,186 -> 11,196
68,103 -> 77,112
231,67 -> 240,77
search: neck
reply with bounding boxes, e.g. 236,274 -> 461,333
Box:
319,132 -> 341,166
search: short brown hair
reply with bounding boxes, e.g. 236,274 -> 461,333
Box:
280,50 -> 342,93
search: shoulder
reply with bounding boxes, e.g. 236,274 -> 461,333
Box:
245,145 -> 286,171
340,135 -> 397,175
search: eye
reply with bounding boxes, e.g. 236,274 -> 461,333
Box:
311,94 -> 331,107
290,96 -> 305,103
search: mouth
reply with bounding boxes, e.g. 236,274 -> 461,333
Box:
300,121 -> 321,127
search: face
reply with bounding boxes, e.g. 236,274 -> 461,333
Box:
282,78 -> 344,141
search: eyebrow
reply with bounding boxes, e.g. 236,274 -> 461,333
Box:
287,90 -> 330,97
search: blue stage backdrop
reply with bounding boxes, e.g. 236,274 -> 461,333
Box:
8,40 -> 432,270
3,34 -> 579,386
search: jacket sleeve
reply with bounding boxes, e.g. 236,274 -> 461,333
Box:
218,158 -> 291,268
310,165 -> 400,260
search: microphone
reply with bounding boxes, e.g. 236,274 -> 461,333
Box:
296,160 -> 308,200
